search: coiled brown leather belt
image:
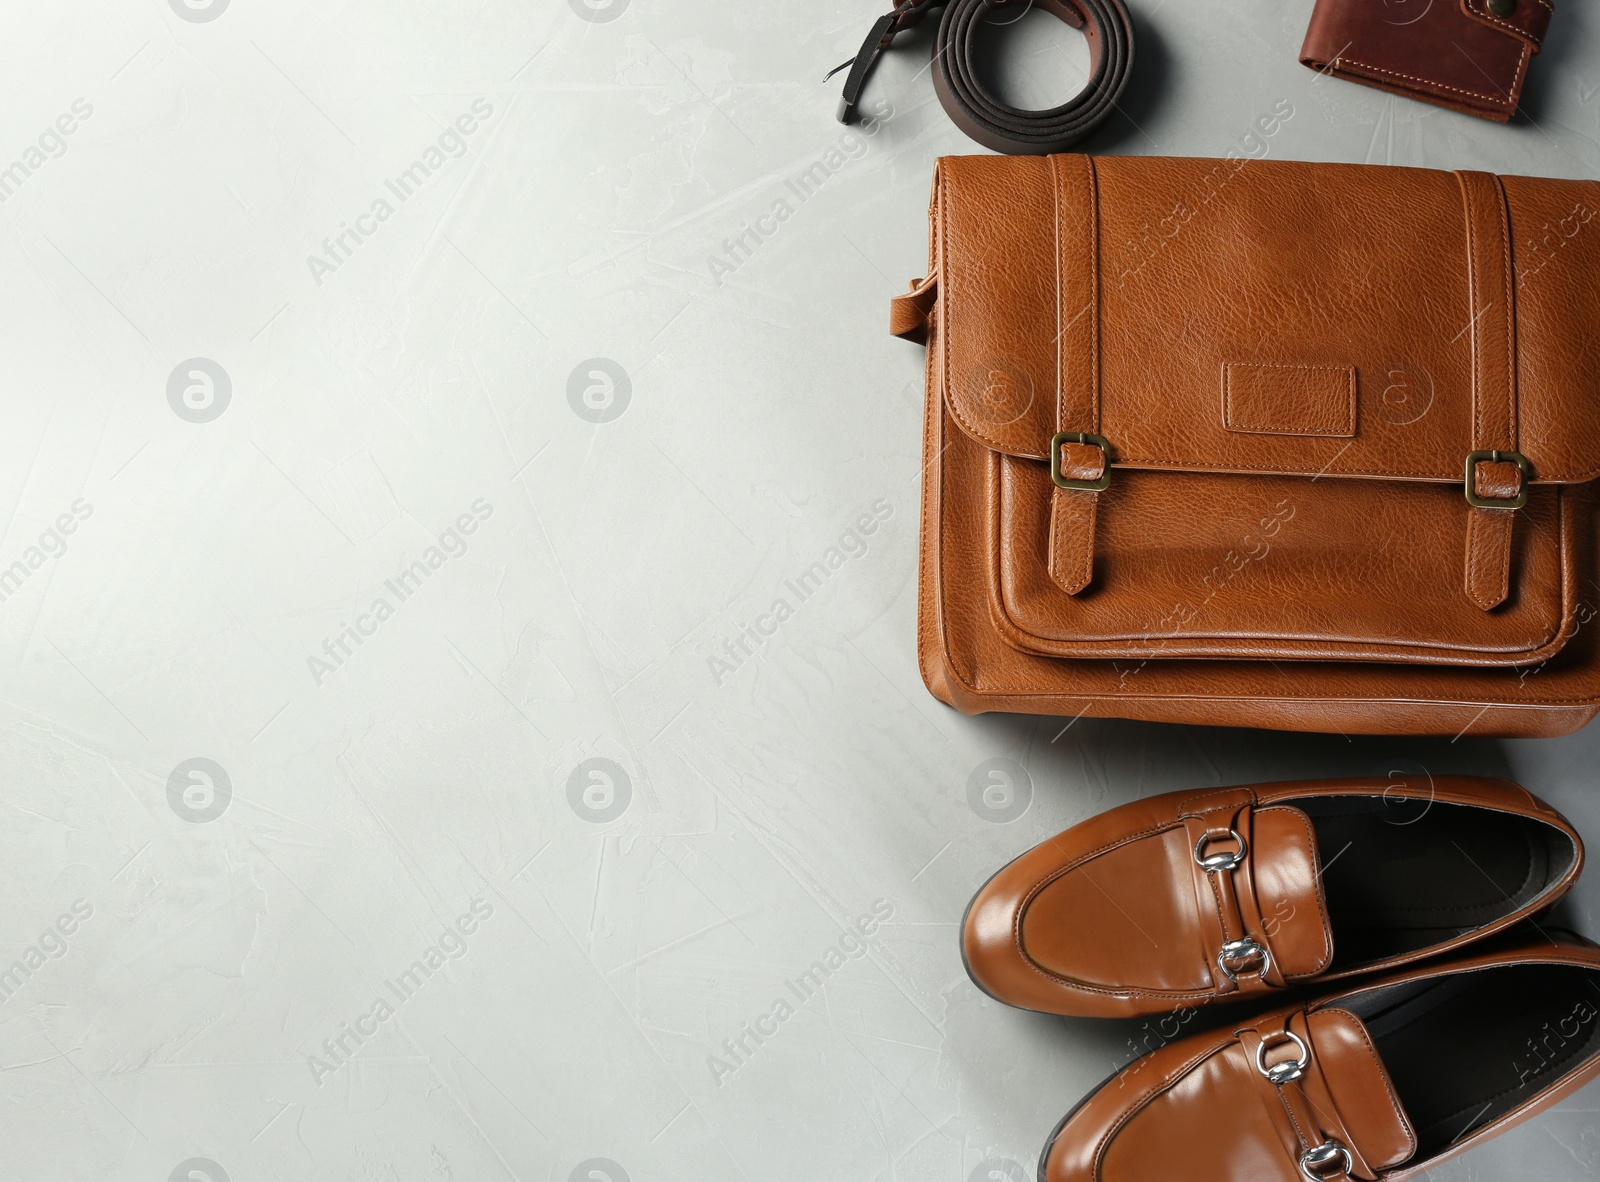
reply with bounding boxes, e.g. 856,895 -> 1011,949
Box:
834,0 -> 1135,155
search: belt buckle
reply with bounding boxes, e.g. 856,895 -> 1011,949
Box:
1464,448 -> 1532,509
1050,431 -> 1113,492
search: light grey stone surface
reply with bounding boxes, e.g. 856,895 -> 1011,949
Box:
1,1 -> 1597,1179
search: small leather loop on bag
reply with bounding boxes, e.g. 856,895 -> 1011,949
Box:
835,0 -> 1135,155
890,274 -> 938,343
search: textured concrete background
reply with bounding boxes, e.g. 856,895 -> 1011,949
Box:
1,1 -> 1597,1179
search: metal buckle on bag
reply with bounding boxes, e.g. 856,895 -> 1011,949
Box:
1050,431 -> 1113,491
1299,1140 -> 1354,1181
1194,828 -> 1248,872
1464,448 -> 1532,509
1255,1029 -> 1310,1086
1216,937 -> 1272,982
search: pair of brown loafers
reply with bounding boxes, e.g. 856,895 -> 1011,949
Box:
961,774 -> 1600,1182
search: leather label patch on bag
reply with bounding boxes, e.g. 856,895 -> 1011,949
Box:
1222,363 -> 1357,438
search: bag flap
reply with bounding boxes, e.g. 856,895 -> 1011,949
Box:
933,154 -> 1600,485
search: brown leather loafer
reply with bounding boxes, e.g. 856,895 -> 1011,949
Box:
1039,936 -> 1600,1182
962,775 -> 1582,1016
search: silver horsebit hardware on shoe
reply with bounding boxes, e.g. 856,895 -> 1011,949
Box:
1216,937 -> 1272,982
1194,828 -> 1248,871
1255,1029 -> 1310,1086
1299,1139 -> 1354,1181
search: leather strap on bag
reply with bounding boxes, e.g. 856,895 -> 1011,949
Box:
833,0 -> 1135,156
1048,153 -> 1104,594
1456,170 -> 1523,612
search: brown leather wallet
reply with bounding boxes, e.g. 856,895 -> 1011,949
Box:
891,153 -> 1600,736
1300,0 -> 1552,123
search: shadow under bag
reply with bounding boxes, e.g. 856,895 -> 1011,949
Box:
892,154 -> 1600,736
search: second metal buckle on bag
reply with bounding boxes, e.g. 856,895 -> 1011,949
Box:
1464,448 -> 1532,509
1050,431 -> 1113,492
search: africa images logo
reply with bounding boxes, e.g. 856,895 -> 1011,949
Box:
167,359 -> 231,422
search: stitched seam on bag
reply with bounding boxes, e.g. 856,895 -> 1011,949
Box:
1317,1009 -> 1419,1162
1098,456 -> 1593,480
1223,363 -> 1356,435
1089,153 -> 1103,430
1340,57 -> 1506,104
1053,154 -> 1066,446
919,304 -> 939,685
1495,174 -> 1517,452
1462,171 -> 1487,453
1048,157 -> 1088,596
1108,457 -> 1455,478
1049,157 -> 1090,596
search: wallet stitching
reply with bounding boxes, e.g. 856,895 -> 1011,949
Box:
1338,57 -> 1508,106
1464,0 -> 1551,41
1223,362 -> 1356,435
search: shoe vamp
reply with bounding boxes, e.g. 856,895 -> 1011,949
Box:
1021,828 -> 1212,992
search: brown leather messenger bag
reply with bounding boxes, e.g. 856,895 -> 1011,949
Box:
892,153 -> 1600,737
